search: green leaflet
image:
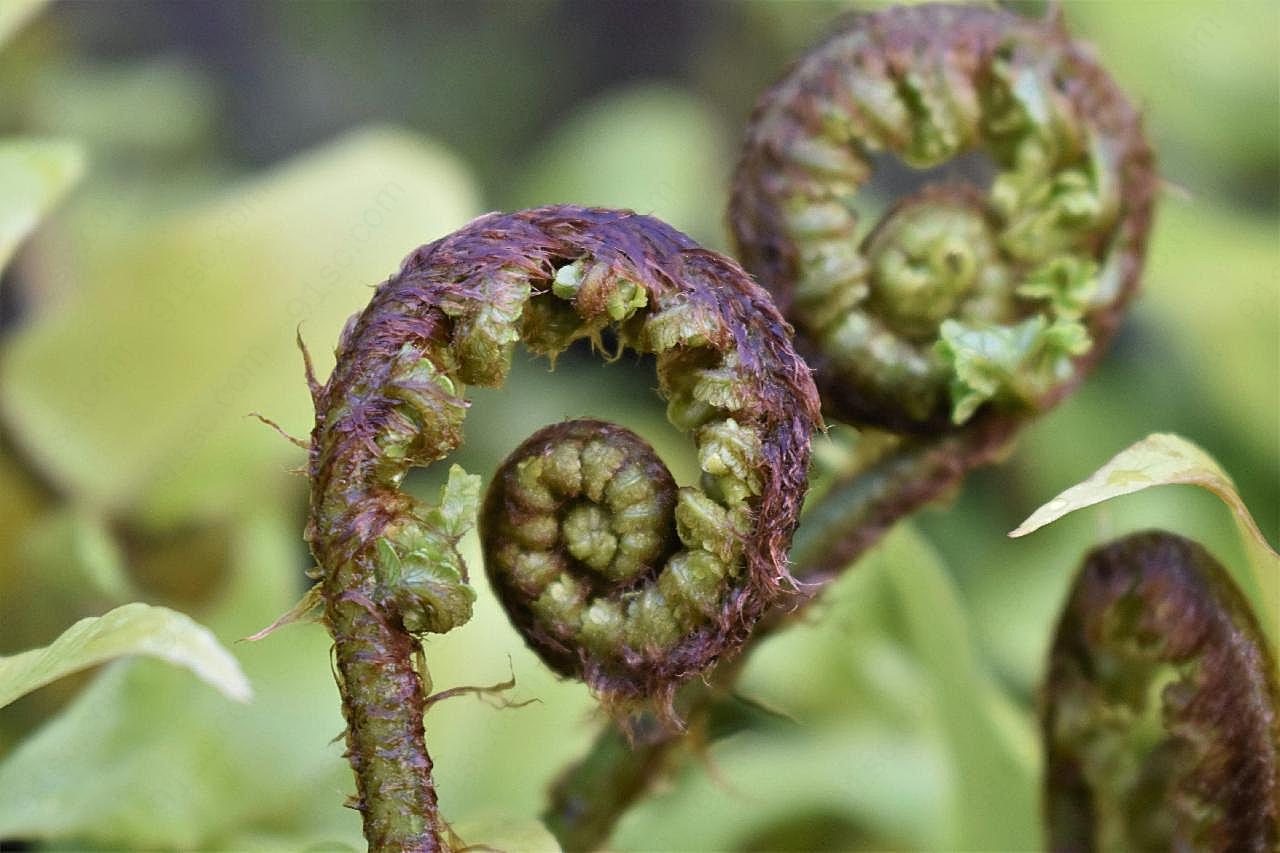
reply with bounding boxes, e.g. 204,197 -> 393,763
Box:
936,315 -> 1091,424
1011,432 -> 1280,648
1016,255 -> 1099,320
242,584 -> 324,643
375,464 -> 481,634
0,602 -> 250,710
428,464 -> 482,541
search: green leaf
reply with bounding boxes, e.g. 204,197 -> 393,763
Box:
0,0 -> 45,48
0,602 -> 250,709
0,127 -> 480,526
619,726 -> 948,852
0,138 -> 84,273
1010,432 -> 1280,645
1141,199 -> 1279,462
871,526 -> 1039,849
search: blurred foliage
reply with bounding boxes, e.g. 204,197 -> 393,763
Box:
1,126 -> 479,525
0,1 -> 1275,850
612,525 -> 1039,851
509,84 -> 731,250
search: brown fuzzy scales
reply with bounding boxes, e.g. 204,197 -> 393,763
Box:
1043,532 -> 1280,851
729,2 -> 1156,435
306,205 -> 819,850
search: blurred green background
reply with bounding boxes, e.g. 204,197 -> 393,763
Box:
0,1 -> 1275,850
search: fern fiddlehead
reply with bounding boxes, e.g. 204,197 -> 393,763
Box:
731,2 -> 1155,435
1044,531 -> 1280,851
546,6 -> 1157,849
306,205 -> 820,850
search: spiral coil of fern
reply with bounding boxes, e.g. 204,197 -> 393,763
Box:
306,205 -> 819,851
546,6 -> 1157,849
731,2 -> 1155,438
1044,531 -> 1279,851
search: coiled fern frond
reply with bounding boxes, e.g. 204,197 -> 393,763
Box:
306,205 -> 820,850
1044,531 -> 1279,851
731,2 -> 1155,433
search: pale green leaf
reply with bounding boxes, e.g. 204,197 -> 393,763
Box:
0,138 -> 84,273
0,0 -> 45,48
0,602 -> 250,709
24,58 -> 216,157
0,127 -> 480,525
1010,432 -> 1280,643
0,510 -> 597,849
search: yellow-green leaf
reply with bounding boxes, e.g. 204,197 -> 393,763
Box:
1010,432 -> 1279,644
0,602 -> 251,709
0,138 -> 84,273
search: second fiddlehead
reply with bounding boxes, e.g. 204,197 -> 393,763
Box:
307,205 -> 819,850
729,0 -> 1159,597
1043,531 -> 1280,851
731,2 -> 1155,434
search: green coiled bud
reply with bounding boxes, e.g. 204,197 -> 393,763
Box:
483,419 -> 759,690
